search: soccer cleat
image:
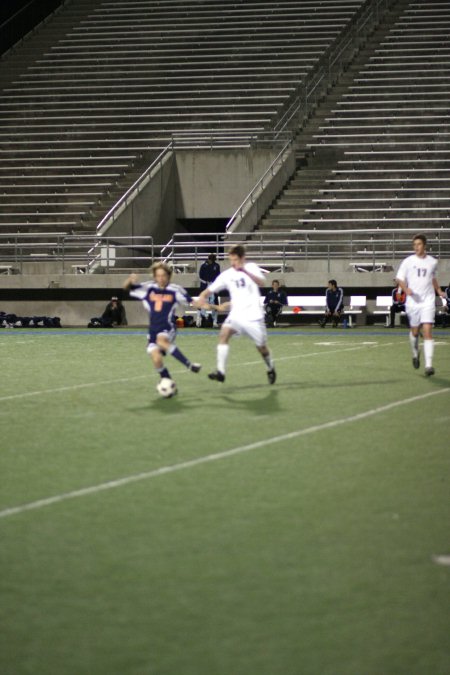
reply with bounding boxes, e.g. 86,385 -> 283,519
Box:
412,355 -> 420,369
190,363 -> 202,373
425,367 -> 435,377
267,368 -> 277,385
208,370 -> 225,382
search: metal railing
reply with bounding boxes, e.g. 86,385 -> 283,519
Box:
225,136 -> 294,233
2,228 -> 449,275
159,227 -> 450,270
96,131 -> 293,236
96,143 -> 173,234
92,0 -> 392,242
0,234 -> 154,274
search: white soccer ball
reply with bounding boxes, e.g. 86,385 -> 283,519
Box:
156,377 -> 177,398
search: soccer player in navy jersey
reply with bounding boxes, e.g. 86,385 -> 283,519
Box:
123,263 -> 201,383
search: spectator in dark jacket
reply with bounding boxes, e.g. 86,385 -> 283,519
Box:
89,297 -> 127,328
319,280 -> 344,328
196,254 -> 221,328
264,280 -> 287,326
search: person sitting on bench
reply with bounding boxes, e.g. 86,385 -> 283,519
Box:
264,280 -> 287,327
319,280 -> 344,328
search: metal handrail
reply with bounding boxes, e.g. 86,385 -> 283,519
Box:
96,142 -> 173,233
225,137 -> 294,232
96,131 -> 293,235
1,228 -> 449,274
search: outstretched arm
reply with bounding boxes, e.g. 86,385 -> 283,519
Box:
123,273 -> 139,290
204,301 -> 230,312
196,287 -> 212,307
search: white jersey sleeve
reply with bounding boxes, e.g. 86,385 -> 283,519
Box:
129,282 -> 151,301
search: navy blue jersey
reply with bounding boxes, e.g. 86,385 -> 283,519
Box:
199,260 -> 221,289
130,281 -> 192,334
326,287 -> 344,312
264,289 -> 287,306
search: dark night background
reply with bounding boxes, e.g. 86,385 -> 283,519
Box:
0,0 -> 65,54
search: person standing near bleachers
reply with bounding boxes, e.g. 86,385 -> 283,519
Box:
318,280 -> 344,328
196,253 -> 221,328
396,234 -> 446,376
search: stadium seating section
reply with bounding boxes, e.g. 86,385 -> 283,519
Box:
0,0 -> 449,264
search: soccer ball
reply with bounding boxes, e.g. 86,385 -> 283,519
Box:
156,378 -> 177,398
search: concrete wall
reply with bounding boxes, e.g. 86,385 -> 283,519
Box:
98,146 -> 284,251
2,258 -> 450,326
102,152 -> 179,246
174,147 -> 281,219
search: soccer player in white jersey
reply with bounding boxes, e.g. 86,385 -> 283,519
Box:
197,244 -> 276,384
396,233 -> 445,376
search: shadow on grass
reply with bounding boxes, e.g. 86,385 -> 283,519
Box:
424,375 -> 450,388
218,388 -> 281,415
128,377 -> 405,415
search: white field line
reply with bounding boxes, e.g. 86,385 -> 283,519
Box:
1,387 -> 448,521
0,374 -> 148,403
0,343 -> 382,404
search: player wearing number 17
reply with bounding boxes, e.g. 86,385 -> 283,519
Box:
197,244 -> 276,384
123,263 -> 202,392
396,233 -> 446,376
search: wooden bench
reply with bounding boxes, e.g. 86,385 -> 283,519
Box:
373,295 -> 405,326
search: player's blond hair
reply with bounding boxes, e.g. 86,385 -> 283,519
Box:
151,262 -> 173,279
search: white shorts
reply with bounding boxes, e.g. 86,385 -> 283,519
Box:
406,303 -> 435,328
223,316 -> 267,347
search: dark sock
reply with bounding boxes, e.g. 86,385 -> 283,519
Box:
169,346 -> 191,368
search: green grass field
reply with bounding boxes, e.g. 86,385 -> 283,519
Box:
1,326 -> 449,675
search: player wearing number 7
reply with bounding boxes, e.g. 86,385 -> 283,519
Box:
396,233 -> 446,376
197,244 -> 276,384
123,263 -> 202,386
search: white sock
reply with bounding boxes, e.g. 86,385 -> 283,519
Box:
409,332 -> 419,358
217,344 -> 229,373
423,339 -> 434,368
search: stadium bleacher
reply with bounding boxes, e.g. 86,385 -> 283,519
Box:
0,0 -> 368,245
258,0 -> 450,257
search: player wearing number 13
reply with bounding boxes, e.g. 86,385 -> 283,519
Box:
396,234 -> 445,376
197,244 -> 276,384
